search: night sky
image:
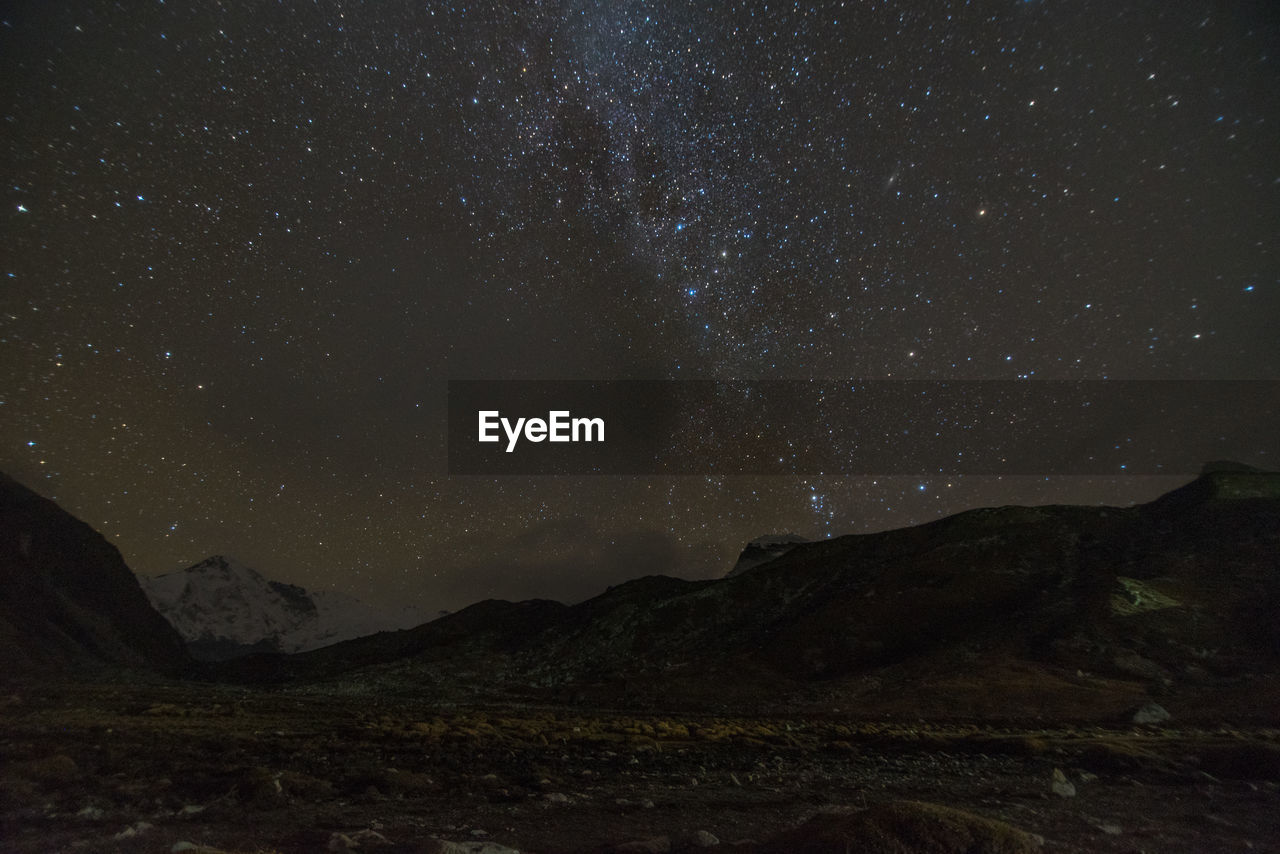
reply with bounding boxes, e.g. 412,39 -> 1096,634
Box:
3,1 -> 1277,613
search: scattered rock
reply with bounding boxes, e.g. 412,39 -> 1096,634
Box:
1052,768 -> 1077,798
75,805 -> 104,820
544,791 -> 571,804
1132,702 -> 1171,724
760,800 -> 1043,853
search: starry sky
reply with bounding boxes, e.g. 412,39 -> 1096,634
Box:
3,1 -> 1278,613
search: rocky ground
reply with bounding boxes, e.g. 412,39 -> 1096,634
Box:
2,679 -> 1278,853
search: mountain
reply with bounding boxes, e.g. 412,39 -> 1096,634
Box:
726,532 -> 811,576
139,555 -> 429,660
214,468 -> 1280,723
0,472 -> 190,676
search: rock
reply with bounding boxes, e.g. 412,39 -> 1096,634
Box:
1132,702 -> 1171,724
419,841 -> 521,854
611,836 -> 672,853
1113,651 -> 1170,682
1051,768 -> 1076,798
75,805 -> 104,820
113,821 -> 154,840
172,845 -> 232,854
354,829 -> 393,846
760,800 -> 1043,853
689,829 -> 720,847
236,766 -> 284,808
544,791 -> 571,804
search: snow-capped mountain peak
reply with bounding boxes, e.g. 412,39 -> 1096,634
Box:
138,555 -> 426,659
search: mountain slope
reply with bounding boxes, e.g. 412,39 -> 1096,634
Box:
217,469 -> 1280,721
140,555 -> 428,659
0,472 -> 190,676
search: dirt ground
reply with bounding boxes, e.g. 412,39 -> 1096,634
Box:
2,679 -> 1278,853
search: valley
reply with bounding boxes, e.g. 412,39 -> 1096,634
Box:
3,680 -> 1278,853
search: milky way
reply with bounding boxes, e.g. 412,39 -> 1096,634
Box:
3,2 -> 1277,610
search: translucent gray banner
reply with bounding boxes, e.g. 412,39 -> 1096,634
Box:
446,380 -> 1278,475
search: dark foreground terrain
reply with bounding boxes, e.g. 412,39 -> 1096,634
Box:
2,679 -> 1278,854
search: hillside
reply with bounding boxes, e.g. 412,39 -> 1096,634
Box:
0,473 -> 190,676
214,468 -> 1280,722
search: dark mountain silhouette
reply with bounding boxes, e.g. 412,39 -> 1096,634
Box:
0,473 -> 190,676
726,532 -> 811,576
210,468 -> 1280,722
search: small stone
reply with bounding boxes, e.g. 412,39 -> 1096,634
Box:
113,821 -> 153,840
1133,702 -> 1171,724
347,829 -> 392,847
420,841 -> 521,854
75,805 -> 104,820
1052,768 -> 1077,798
690,829 -> 720,847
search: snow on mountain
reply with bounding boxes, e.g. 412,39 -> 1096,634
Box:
138,555 -> 427,659
725,533 -> 811,577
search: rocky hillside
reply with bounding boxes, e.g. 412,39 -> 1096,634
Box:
140,555 -> 429,660
0,473 -> 190,677
217,468 -> 1280,722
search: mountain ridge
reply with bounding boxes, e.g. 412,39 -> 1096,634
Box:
209,468 -> 1280,722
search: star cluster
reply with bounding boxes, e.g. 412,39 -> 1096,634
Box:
2,1 -> 1277,609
